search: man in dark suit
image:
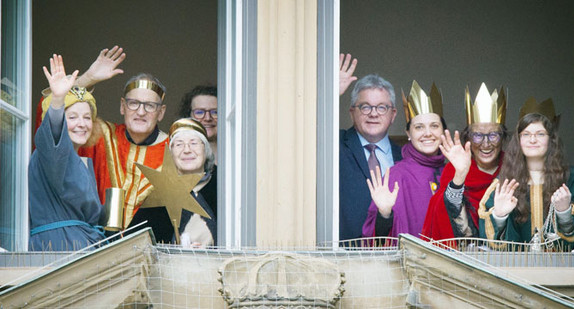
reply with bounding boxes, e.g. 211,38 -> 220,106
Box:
339,55 -> 402,242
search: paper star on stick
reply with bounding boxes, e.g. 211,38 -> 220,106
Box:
135,146 -> 211,229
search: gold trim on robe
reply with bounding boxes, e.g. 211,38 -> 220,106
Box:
529,184 -> 544,241
96,120 -> 168,228
100,120 -> 123,188
478,179 -> 507,249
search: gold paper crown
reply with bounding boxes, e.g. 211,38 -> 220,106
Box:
41,86 -> 97,120
169,118 -> 208,140
519,97 -> 558,123
124,79 -> 165,101
401,80 -> 443,123
465,83 -> 506,125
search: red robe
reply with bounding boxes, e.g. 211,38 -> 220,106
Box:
421,155 -> 502,241
78,120 -> 168,227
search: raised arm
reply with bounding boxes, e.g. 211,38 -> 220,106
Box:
339,53 -> 357,96
42,54 -> 79,109
75,45 -> 126,89
439,129 -> 472,186
42,54 -> 78,141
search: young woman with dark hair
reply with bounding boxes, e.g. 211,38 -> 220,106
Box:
479,113 -> 574,246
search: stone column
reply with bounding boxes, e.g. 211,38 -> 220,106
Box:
257,0 -> 317,248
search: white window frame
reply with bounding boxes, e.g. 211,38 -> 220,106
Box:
217,0 -> 258,248
316,0 -> 340,247
218,0 -> 340,247
0,0 -> 32,251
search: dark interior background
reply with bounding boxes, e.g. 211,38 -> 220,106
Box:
33,1 -> 574,163
32,0 -> 218,133
340,0 -> 574,163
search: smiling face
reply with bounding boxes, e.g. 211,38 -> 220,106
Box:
191,95 -> 218,141
170,131 -> 206,175
65,102 -> 93,150
349,88 -> 397,143
406,113 -> 444,156
120,87 -> 166,143
469,122 -> 503,170
519,122 -> 549,160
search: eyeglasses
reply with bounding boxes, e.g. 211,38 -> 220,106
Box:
470,132 -> 502,144
171,139 -> 204,152
192,109 -> 218,119
520,132 -> 548,140
123,98 -> 163,113
354,104 -> 394,116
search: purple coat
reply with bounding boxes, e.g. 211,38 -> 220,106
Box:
362,142 -> 445,238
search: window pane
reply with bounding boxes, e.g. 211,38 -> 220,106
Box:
0,111 -> 23,250
1,0 -> 31,251
2,0 -> 23,109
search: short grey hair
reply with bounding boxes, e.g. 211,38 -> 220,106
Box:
169,130 -> 215,174
350,74 -> 395,108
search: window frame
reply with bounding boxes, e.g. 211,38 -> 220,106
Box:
1,0 -> 32,251
217,0 -> 340,247
217,0 -> 258,247
316,0 -> 340,247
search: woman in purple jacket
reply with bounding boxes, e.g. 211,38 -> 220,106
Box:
362,81 -> 446,240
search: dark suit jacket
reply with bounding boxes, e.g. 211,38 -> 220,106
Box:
339,127 -> 402,241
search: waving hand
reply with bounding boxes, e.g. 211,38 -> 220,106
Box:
42,54 -> 79,108
76,45 -> 126,88
440,129 -> 472,186
367,166 -> 399,218
339,53 -> 358,96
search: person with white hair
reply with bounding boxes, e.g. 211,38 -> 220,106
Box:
128,118 -> 216,247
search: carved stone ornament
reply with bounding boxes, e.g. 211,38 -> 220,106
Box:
218,252 -> 345,308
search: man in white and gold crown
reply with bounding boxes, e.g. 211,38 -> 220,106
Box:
422,83 -> 509,241
53,46 -> 169,228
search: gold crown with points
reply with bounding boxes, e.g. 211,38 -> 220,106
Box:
402,80 -> 443,123
465,83 -> 506,125
519,97 -> 559,123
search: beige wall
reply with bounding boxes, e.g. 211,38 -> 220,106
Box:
257,0 -> 317,248
340,0 -> 574,163
32,0 -> 217,133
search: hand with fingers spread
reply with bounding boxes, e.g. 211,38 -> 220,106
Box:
367,166 -> 399,218
552,184 -> 572,212
493,179 -> 519,217
439,129 -> 472,186
42,54 -> 79,108
339,53 -> 358,96
77,45 -> 126,88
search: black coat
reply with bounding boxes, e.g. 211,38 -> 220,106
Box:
339,127 -> 402,241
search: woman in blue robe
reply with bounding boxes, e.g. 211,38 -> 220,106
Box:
29,55 -> 104,251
